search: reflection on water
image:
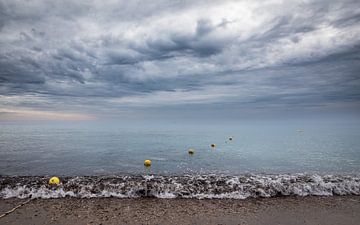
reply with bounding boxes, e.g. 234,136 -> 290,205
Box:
0,120 -> 359,176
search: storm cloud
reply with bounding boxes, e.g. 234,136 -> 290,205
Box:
0,0 -> 359,120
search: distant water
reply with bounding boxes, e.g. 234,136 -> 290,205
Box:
1,120 -> 360,176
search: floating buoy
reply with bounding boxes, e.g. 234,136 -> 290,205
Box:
144,159 -> 152,167
228,136 -> 233,141
49,176 -> 60,185
211,144 -> 216,148
188,148 -> 195,155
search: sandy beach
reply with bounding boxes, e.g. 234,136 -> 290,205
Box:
0,196 -> 359,225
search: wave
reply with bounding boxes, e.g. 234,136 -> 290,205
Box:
1,174 -> 359,199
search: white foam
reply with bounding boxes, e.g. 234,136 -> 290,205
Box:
1,174 -> 359,199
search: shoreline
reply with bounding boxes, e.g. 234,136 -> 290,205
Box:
2,173 -> 359,199
1,196 -> 359,225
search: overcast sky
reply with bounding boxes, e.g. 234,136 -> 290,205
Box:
0,0 -> 359,121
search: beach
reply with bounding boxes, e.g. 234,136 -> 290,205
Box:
1,0 -> 359,224
1,196 -> 359,225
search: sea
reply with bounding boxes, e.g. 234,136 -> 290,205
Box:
1,119 -> 360,199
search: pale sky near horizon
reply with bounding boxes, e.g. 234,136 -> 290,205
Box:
0,0 -> 359,121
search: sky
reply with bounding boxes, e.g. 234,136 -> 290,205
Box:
0,0 -> 359,122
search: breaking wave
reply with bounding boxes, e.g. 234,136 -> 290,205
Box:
1,174 -> 359,199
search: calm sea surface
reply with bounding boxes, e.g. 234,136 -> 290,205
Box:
1,120 -> 360,176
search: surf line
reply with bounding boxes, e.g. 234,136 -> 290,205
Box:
0,198 -> 33,219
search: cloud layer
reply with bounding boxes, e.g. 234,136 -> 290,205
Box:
0,0 -> 359,120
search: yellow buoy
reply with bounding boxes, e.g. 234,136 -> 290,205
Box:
49,176 -> 60,185
144,159 -> 152,167
188,148 -> 195,155
211,144 -> 216,148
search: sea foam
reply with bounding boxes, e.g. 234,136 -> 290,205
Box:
1,174 -> 359,199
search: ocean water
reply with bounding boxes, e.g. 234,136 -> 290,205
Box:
1,119 -> 360,198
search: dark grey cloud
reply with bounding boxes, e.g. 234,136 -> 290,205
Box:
143,19 -> 226,57
0,0 -> 359,120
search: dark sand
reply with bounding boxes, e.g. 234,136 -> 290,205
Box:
1,196 -> 359,225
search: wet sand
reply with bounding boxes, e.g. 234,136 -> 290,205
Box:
0,196 -> 359,225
